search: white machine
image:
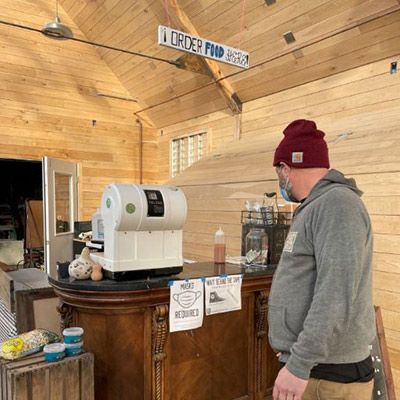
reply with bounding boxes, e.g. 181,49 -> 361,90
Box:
91,184 -> 187,279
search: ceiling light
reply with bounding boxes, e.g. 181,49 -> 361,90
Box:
42,0 -> 73,40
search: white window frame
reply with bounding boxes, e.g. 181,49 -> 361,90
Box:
170,130 -> 208,178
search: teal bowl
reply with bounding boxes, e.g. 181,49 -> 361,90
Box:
63,327 -> 84,344
64,341 -> 83,357
44,343 -> 65,363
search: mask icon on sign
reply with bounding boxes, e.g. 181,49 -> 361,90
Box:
173,291 -> 202,308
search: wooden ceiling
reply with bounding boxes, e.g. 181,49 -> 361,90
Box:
47,0 -> 400,127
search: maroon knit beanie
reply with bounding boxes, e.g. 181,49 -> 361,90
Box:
273,119 -> 330,168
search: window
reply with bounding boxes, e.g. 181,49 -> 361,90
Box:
54,172 -> 72,234
171,131 -> 207,177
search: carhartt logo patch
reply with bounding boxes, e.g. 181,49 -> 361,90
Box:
283,232 -> 298,252
292,152 -> 303,163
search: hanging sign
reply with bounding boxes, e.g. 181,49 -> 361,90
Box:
205,274 -> 243,316
158,25 -> 250,69
169,278 -> 204,332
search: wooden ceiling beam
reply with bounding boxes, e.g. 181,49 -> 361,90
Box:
168,0 -> 242,114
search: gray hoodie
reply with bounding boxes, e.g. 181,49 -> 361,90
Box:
268,169 -> 376,380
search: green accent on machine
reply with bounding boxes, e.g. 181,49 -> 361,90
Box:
126,203 -> 136,214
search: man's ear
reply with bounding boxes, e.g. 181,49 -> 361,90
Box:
280,162 -> 290,174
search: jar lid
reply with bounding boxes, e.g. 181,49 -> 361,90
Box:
64,341 -> 83,348
44,343 -> 65,353
63,327 -> 84,336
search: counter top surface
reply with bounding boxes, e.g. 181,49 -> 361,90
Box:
49,262 -> 276,292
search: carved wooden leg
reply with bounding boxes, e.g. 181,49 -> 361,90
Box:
255,291 -> 269,394
152,305 -> 168,400
56,301 -> 73,332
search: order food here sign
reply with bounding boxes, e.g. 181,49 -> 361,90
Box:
158,25 -> 250,69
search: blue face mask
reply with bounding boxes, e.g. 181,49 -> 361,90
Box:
278,176 -> 299,203
279,185 -> 292,203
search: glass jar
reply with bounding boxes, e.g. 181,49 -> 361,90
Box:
245,228 -> 268,266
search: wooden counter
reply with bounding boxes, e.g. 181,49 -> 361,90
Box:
50,263 -> 280,400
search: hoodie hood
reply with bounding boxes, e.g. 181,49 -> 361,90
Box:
298,169 -> 363,212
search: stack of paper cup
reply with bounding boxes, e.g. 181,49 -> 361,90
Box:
63,327 -> 84,357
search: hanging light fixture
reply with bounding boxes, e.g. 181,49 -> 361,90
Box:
42,0 -> 73,40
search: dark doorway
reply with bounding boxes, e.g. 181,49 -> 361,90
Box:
0,159 -> 43,268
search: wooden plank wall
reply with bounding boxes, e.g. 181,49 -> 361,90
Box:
157,113 -> 237,182
163,54 -> 400,395
0,0 -> 157,220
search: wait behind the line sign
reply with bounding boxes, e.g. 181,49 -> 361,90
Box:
158,25 -> 250,69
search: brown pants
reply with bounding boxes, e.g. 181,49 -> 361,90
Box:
302,378 -> 374,400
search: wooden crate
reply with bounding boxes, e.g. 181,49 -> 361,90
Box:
0,268 -> 51,313
0,352 -> 94,400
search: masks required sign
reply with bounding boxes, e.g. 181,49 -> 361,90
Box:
169,278 -> 204,332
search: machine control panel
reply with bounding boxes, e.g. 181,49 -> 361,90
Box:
144,190 -> 165,217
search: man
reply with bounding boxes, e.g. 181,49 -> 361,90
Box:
268,119 -> 376,400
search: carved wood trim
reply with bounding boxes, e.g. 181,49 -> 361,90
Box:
56,301 -> 73,332
255,291 -> 269,393
152,305 -> 169,400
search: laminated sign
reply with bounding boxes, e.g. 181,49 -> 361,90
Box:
205,274 -> 242,316
158,25 -> 250,69
169,278 -> 204,332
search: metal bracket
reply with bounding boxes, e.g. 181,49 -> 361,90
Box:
283,31 -> 296,44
